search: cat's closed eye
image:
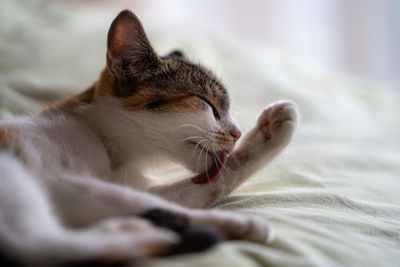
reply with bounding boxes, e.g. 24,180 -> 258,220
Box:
145,100 -> 163,110
198,96 -> 220,120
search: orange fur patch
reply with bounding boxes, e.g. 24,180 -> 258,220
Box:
0,128 -> 14,149
0,128 -> 22,158
96,68 -> 205,113
121,93 -> 204,112
0,128 -> 9,148
162,96 -> 204,113
42,85 -> 95,112
119,88 -> 158,110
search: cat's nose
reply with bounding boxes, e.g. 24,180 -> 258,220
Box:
230,128 -> 241,142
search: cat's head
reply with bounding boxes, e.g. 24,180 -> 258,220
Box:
96,10 -> 241,182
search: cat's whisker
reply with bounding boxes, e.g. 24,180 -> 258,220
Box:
191,139 -> 208,160
200,144 -> 209,171
204,147 -> 210,181
175,124 -> 208,134
194,139 -> 208,151
210,141 -> 229,196
211,142 -> 227,190
215,152 -> 235,194
197,141 -> 208,173
177,136 -> 205,143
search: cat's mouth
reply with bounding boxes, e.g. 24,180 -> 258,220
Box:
188,141 -> 227,184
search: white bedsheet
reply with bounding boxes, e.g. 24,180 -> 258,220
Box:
1,1 -> 399,266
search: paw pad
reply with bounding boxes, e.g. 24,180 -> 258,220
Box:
272,122 -> 281,132
258,101 -> 298,141
237,152 -> 249,161
261,124 -> 271,139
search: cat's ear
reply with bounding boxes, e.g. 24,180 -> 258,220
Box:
106,10 -> 160,79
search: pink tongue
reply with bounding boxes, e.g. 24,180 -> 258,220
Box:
191,152 -> 227,184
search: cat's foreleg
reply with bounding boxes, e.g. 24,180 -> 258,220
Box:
218,100 -> 299,195
150,101 -> 298,208
46,173 -> 273,243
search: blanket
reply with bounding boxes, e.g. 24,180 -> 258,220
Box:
1,1 -> 399,266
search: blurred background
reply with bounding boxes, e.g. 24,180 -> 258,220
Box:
62,0 -> 399,89
2,0 -> 398,132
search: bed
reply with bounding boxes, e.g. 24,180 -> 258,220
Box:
1,1 -> 400,266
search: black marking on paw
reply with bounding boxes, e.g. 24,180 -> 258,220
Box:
167,226 -> 225,255
140,209 -> 226,256
140,208 -> 190,234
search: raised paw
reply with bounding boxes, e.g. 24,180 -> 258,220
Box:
257,100 -> 298,144
222,100 -> 298,181
233,100 -> 298,164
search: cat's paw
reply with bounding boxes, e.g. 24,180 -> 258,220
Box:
192,210 -> 275,243
234,100 -> 298,164
257,100 -> 298,144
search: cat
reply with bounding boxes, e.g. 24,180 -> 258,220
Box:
0,9 -> 298,266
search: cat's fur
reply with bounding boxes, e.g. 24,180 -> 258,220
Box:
0,10 -> 298,266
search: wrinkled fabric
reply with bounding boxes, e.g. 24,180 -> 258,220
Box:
1,1 -> 399,266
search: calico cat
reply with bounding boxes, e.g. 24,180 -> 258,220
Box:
0,10 -> 298,266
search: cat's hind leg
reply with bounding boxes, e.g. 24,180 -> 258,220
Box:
0,150 -> 65,265
0,151 -> 178,266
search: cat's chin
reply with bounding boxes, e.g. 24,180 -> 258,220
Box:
190,151 -> 227,184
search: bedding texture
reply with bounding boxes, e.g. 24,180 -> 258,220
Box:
1,1 -> 399,266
